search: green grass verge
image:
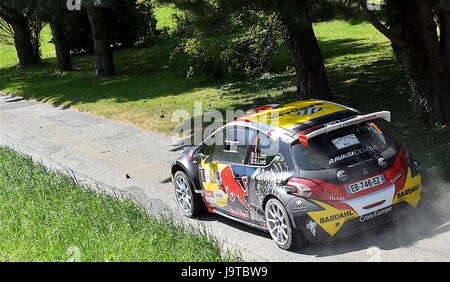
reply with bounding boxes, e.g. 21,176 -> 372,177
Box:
0,146 -> 239,262
0,20 -> 449,178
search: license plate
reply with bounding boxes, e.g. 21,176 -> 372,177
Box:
346,174 -> 386,195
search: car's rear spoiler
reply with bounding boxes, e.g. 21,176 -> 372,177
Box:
298,111 -> 391,146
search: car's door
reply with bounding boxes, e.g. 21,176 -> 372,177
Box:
197,126 -> 255,220
244,130 -> 290,227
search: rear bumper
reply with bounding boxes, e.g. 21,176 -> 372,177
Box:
291,200 -> 417,243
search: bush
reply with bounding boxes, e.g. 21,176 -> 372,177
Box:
170,13 -> 285,80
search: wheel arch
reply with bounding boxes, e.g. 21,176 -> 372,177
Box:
171,162 -> 185,176
262,193 -> 305,231
262,194 -> 278,211
171,162 -> 202,193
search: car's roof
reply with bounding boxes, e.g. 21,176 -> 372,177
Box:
233,100 -> 359,134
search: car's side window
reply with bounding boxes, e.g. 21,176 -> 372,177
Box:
248,131 -> 279,166
211,126 -> 255,165
199,136 -> 215,156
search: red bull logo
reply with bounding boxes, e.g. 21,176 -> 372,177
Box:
218,166 -> 251,211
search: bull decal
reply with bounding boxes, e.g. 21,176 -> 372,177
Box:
218,166 -> 251,211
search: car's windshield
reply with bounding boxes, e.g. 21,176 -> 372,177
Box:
291,121 -> 398,170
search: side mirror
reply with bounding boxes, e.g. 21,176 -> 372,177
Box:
193,153 -> 210,165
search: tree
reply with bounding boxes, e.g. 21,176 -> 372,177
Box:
0,1 -> 41,67
82,0 -> 116,76
359,0 -> 450,125
162,0 -> 332,100
81,0 -> 157,76
271,0 -> 331,100
33,0 -> 73,71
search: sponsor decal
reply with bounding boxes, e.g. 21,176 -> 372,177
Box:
267,103 -> 325,120
326,192 -> 346,201
319,210 -> 353,224
218,166 -> 251,210
308,201 -> 357,237
328,145 -> 378,165
359,206 -> 393,222
292,199 -> 308,213
306,220 -> 317,237
214,191 -> 225,199
392,168 -> 421,207
397,184 -> 420,199
229,207 -> 250,220
328,196 -> 346,201
390,173 -> 402,184
203,190 -> 216,204
331,134 -> 360,150
294,107 -> 327,116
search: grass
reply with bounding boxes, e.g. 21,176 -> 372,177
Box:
0,146 -> 238,262
0,18 -> 449,178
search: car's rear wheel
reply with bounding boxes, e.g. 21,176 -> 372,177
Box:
173,170 -> 205,217
265,198 -> 298,250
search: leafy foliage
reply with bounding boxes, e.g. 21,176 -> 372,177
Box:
170,8 -> 286,80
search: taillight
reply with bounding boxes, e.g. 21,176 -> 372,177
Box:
285,178 -> 323,198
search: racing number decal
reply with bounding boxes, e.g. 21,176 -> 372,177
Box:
199,160 -> 229,208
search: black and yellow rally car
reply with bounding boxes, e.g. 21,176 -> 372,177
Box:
171,100 -> 424,250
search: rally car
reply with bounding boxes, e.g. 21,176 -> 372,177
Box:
170,100 -> 424,250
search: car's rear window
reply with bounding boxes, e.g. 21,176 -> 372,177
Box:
291,121 -> 398,170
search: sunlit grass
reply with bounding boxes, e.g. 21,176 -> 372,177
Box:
0,146 -> 239,262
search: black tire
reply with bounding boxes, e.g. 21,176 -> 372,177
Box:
173,170 -> 206,217
264,198 -> 299,250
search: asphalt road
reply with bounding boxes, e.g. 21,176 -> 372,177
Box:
1,94 -> 449,262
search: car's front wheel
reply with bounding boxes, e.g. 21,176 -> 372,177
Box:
173,170 -> 205,217
265,198 -> 298,250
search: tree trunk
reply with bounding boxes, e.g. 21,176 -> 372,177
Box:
280,5 -> 331,100
7,12 -> 40,67
406,62 -> 450,124
384,0 -> 450,124
86,7 -> 116,76
50,22 -> 73,72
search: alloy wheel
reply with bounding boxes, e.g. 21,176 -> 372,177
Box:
174,173 -> 193,214
265,200 -> 291,246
